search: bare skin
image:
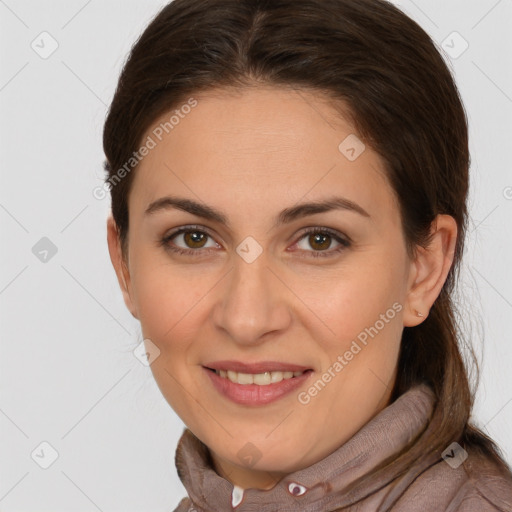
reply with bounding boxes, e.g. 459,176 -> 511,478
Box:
107,85 -> 457,491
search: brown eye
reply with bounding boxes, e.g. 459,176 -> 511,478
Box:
183,230 -> 208,248
161,226 -> 220,255
293,227 -> 351,258
308,232 -> 332,251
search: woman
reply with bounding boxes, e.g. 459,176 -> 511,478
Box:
102,0 -> 512,509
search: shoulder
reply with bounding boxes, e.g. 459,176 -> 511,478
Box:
455,445 -> 512,511
451,492 -> 510,512
457,454 -> 512,511
172,496 -> 193,512
394,446 -> 512,511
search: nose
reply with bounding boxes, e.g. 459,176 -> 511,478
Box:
211,248 -> 292,346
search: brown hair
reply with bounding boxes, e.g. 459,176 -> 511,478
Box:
103,0 -> 512,499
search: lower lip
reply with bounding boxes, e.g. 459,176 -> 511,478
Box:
203,367 -> 313,406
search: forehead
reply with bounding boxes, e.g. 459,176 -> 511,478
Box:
129,86 -> 397,223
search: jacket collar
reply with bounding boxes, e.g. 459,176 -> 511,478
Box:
174,383 -> 436,510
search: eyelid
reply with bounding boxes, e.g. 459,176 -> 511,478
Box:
293,225 -> 352,245
161,224 -> 351,256
288,226 -> 351,258
164,224 -> 216,239
163,224 -> 350,243
161,224 -> 221,249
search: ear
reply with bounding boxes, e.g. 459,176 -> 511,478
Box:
106,215 -> 139,319
403,214 -> 457,327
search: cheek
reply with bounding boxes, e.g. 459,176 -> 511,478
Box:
131,258 -> 211,342
130,261 -> 211,419
294,258 -> 405,346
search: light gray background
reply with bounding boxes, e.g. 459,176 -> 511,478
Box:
0,0 -> 511,510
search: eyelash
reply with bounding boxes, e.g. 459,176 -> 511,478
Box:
159,225 -> 351,259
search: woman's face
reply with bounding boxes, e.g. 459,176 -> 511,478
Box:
110,85 -> 420,488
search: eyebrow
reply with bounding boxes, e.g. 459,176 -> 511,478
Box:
144,195 -> 371,229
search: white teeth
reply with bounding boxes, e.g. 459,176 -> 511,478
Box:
254,372 -> 271,385
215,369 -> 306,385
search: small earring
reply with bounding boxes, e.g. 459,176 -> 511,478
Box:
415,310 -> 425,317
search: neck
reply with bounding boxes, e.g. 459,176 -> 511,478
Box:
209,450 -> 286,490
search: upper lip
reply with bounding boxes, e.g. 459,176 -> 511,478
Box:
203,360 -> 312,373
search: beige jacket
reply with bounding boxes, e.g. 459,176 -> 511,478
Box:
172,384 -> 512,511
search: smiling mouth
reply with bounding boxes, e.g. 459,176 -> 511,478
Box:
204,367 -> 313,386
